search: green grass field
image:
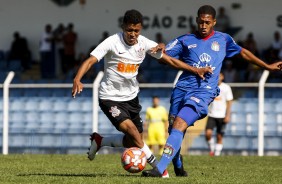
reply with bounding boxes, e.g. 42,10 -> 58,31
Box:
0,154 -> 282,184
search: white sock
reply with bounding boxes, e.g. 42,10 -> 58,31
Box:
140,143 -> 157,167
215,143 -> 223,156
101,134 -> 124,147
208,138 -> 215,153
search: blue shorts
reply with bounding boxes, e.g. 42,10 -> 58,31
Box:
169,87 -> 219,126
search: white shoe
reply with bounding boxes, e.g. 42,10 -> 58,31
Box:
87,132 -> 103,161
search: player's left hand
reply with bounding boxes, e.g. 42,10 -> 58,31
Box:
150,43 -> 166,54
195,66 -> 213,80
72,80 -> 84,98
224,116 -> 230,123
267,61 -> 282,71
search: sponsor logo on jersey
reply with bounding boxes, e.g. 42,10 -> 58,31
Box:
190,96 -> 200,103
211,41 -> 220,51
199,53 -> 211,62
165,39 -> 178,51
188,44 -> 197,49
118,51 -> 126,54
163,144 -> 174,157
109,106 -> 121,117
193,53 -> 216,71
117,62 -> 139,73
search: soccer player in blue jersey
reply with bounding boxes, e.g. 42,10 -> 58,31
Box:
142,5 -> 282,177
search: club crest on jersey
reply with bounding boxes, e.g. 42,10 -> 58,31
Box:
199,53 -> 211,63
136,47 -> 145,58
109,106 -> 121,117
211,41 -> 220,51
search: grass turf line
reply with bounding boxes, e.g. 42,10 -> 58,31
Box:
0,154 -> 282,184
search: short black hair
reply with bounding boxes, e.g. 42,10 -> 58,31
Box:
197,5 -> 216,18
123,9 -> 143,25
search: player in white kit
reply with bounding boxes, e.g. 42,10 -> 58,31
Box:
205,72 -> 233,156
72,9 -> 212,177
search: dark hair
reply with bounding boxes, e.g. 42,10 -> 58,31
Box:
123,9 -> 143,25
197,5 -> 216,18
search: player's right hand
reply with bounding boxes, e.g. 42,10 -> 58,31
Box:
196,66 -> 213,80
150,43 -> 166,54
72,80 -> 83,98
267,61 -> 282,71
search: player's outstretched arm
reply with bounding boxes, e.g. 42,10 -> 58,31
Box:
240,48 -> 282,71
159,54 -> 213,80
72,56 -> 98,98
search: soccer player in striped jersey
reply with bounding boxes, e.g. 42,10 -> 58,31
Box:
142,5 -> 282,177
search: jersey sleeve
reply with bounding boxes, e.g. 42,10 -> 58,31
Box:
224,33 -> 242,58
225,84 -> 234,101
90,37 -> 112,62
165,38 -> 183,59
143,37 -> 163,59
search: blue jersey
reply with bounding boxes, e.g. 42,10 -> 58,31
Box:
166,31 -> 242,92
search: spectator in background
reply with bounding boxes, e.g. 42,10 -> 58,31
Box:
40,24 -> 55,78
63,23 -> 77,74
264,31 -> 282,63
155,32 -> 166,44
144,96 -> 169,155
99,31 -> 109,43
271,31 -> 282,53
53,23 -> 65,76
266,31 -> 282,82
8,31 -> 31,71
222,59 -> 237,82
243,32 -> 262,82
214,7 -> 230,33
231,40 -> 250,82
86,31 -> 110,79
243,32 -> 259,56
205,72 -> 233,156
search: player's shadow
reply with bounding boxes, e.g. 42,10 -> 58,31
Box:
17,173 -> 140,177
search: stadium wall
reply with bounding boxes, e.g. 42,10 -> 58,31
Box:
0,0 -> 282,61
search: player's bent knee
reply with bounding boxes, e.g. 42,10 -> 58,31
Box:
172,117 -> 189,132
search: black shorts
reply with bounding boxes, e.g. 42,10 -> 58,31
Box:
99,96 -> 143,133
205,117 -> 226,135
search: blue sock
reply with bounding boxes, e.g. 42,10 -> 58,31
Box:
172,129 -> 186,168
157,128 -> 183,173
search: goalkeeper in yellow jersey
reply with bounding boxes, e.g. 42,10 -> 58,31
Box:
144,96 -> 169,155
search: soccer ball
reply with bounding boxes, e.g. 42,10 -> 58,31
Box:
121,147 -> 147,173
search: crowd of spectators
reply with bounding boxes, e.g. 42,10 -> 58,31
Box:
1,10 -> 282,83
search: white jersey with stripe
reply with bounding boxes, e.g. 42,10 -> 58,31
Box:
90,32 -> 162,101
